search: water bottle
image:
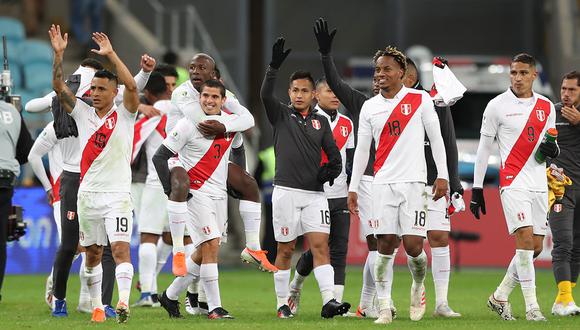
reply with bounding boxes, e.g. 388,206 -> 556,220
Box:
535,128 -> 558,163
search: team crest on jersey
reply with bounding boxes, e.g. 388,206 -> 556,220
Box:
553,204 -> 562,213
281,227 -> 289,236
224,132 -> 232,141
368,219 -> 379,229
104,117 -> 116,129
340,125 -> 349,137
311,119 -> 321,130
67,211 -> 76,220
202,226 -> 211,235
536,109 -> 546,122
401,104 -> 412,115
517,212 -> 526,221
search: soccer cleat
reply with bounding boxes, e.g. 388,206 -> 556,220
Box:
433,303 -> 461,317
198,301 -> 209,315
185,292 -> 201,315
321,299 -> 351,318
374,308 -> 393,324
115,302 -> 130,323
159,291 -> 183,318
52,299 -> 68,317
390,299 -> 398,320
487,294 -> 516,320
172,252 -> 187,277
208,307 -> 234,319
409,283 -> 426,321
132,294 -> 160,307
526,308 -> 547,321
91,307 -> 106,323
77,299 -> 92,313
347,305 -> 378,318
151,293 -> 160,304
104,305 -> 117,318
287,288 -> 301,314
45,275 -> 53,309
552,302 -> 580,316
277,305 -> 294,319
240,247 -> 278,273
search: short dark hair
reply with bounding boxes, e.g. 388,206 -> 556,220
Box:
162,50 -> 178,65
512,53 -> 536,67
563,70 -> 580,85
405,57 -> 417,70
144,72 -> 167,97
93,69 -> 118,86
315,76 -> 328,89
80,58 -> 104,71
373,45 -> 407,74
214,66 -> 221,80
289,70 -> 315,89
200,79 -> 226,97
154,63 -> 178,78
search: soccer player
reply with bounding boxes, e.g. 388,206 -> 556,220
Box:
348,46 -> 449,324
547,71 -> 580,316
167,53 -> 276,276
470,53 -> 558,321
403,58 -> 463,317
154,80 -> 239,319
49,25 -> 140,323
261,37 -> 350,319
288,77 -> 354,310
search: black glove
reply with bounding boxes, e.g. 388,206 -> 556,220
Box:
269,37 -> 291,69
313,17 -> 337,55
539,140 -> 559,159
317,164 -> 335,186
469,188 -> 486,219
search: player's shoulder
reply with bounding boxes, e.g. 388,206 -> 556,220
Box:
172,81 -> 195,103
533,92 -> 554,106
337,113 -> 354,127
225,89 -> 237,100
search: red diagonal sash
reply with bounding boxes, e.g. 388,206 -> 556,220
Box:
500,98 -> 551,187
188,133 -> 235,190
80,111 -> 118,183
49,175 -> 61,204
373,92 -> 423,174
321,116 -> 353,165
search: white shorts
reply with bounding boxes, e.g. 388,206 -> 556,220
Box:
372,182 -> 428,237
358,176 -> 375,238
78,191 -> 133,246
168,156 -> 183,171
186,190 -> 228,248
272,186 -> 330,242
138,184 -> 169,235
425,185 -> 450,232
500,189 -> 548,235
131,182 -> 145,222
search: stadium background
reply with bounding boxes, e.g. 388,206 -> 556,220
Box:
0,0 -> 578,274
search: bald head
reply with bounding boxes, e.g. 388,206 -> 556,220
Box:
188,53 -> 217,91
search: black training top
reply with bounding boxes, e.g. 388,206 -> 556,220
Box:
550,103 -> 580,188
260,66 -> 341,192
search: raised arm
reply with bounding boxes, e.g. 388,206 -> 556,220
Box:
91,32 -> 139,113
260,38 -> 291,125
48,24 -> 76,113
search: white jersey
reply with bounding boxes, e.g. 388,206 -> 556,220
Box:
143,101 -> 170,186
480,89 -> 555,191
316,106 -> 354,199
71,101 -> 136,193
29,122 -> 64,201
358,86 -> 442,184
163,115 -> 242,197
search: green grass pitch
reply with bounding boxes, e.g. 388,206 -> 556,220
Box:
0,267 -> 578,329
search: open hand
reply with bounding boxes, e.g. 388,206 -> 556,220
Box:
562,105 -> 580,125
269,37 -> 291,69
198,120 -> 226,138
91,32 -> 114,56
48,24 -> 68,53
313,17 -> 337,55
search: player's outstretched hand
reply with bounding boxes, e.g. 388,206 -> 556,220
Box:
562,105 -> 580,125
140,54 -> 156,73
48,24 -> 68,53
432,178 -> 448,201
313,17 -> 337,55
91,32 -> 114,56
469,187 -> 486,219
347,192 -> 359,215
198,120 -> 226,138
269,37 -> 291,69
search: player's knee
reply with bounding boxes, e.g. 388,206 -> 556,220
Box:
366,236 -> 378,251
277,244 -> 295,260
111,243 -> 131,264
170,168 -> 189,201
239,174 -> 260,202
162,232 -> 173,245
427,231 -> 449,247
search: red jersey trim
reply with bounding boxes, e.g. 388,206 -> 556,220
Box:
80,111 -> 118,183
321,116 -> 353,165
187,132 -> 235,190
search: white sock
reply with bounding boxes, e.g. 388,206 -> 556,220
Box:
494,255 -> 518,301
166,257 -> 199,300
156,239 -> 173,275
239,200 -> 262,250
115,262 -> 134,305
314,264 -> 335,305
201,263 -> 221,312
274,269 -> 291,308
85,264 -> 103,309
360,250 -> 377,308
290,270 -> 307,291
431,246 -> 450,307
386,249 -> 397,302
515,249 -> 539,311
185,243 -> 195,258
407,250 -> 427,285
374,253 -> 393,311
78,252 -> 89,300
198,281 -> 207,304
138,243 -> 156,294
334,285 -> 344,302
167,201 -> 187,253
187,258 -> 201,294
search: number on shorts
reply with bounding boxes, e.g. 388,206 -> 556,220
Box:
320,210 -> 330,225
387,120 -> 401,136
527,126 -> 535,142
116,217 -> 128,232
414,210 -> 426,227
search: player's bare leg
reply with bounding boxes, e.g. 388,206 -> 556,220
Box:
167,167 -> 189,276
428,230 -> 460,317
228,163 -> 278,272
274,240 -> 296,318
